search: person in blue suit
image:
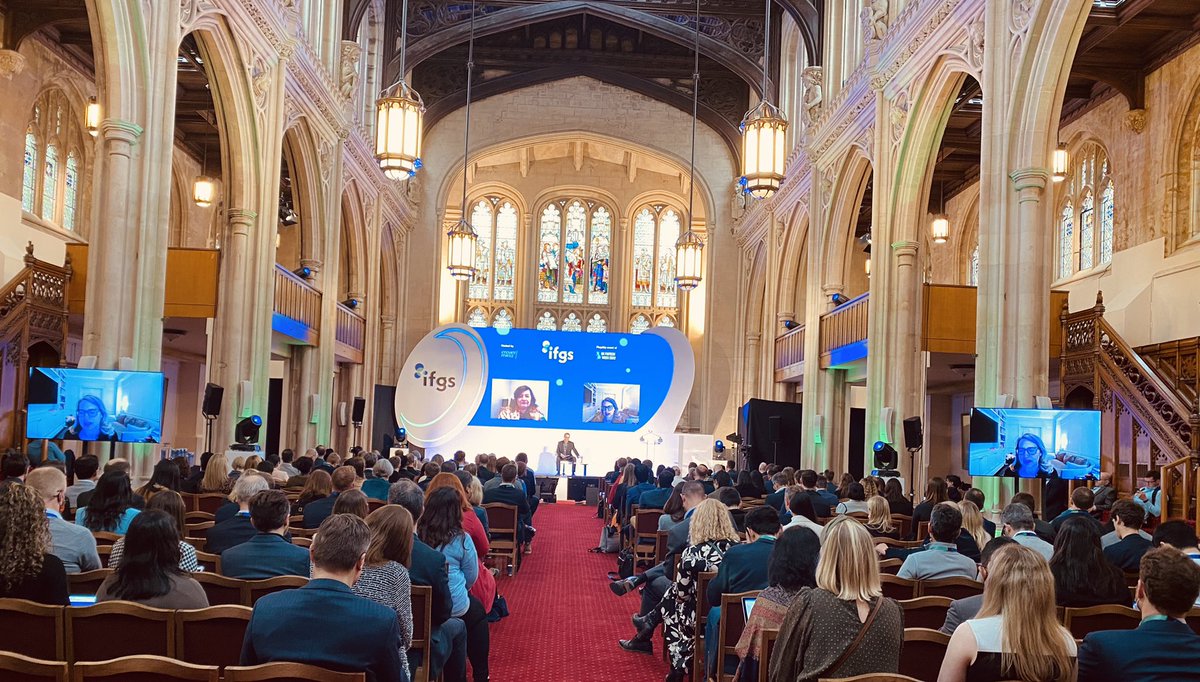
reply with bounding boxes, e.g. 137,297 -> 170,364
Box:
1077,546 -> 1200,682
240,513 -> 404,682
221,490 -> 309,579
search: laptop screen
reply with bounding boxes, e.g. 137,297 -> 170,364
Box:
742,596 -> 756,620
69,594 -> 97,607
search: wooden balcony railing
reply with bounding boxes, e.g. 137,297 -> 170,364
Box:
819,293 -> 869,368
774,324 -> 806,382
1135,338 -> 1200,409
335,303 -> 366,364
272,264 -> 321,345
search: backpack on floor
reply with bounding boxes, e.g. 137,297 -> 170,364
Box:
616,548 -> 635,579
598,525 -> 620,553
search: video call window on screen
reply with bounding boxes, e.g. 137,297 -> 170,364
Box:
582,383 -> 640,425
491,379 -> 550,421
26,367 -> 165,443
968,408 -> 1101,480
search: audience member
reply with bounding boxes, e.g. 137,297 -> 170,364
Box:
286,455 -> 313,488
896,502 -> 978,580
835,483 -> 868,515
958,500 -> 992,551
658,483 -> 687,532
460,472 -> 489,535
1102,498 -> 1153,572
277,449 -> 300,478
883,478 -> 912,517
1000,502 -> 1053,561
1152,520 -> 1200,586
26,467 -> 100,573
795,470 -> 832,518
76,471 -> 141,534
939,536 -> 1018,634
0,484 -> 68,604
1,450 -> 29,486
303,466 -> 356,529
135,458 -> 180,499
222,490 -> 309,579
1048,486 -> 1102,535
96,510 -> 208,609
770,517 -> 903,681
911,477 -> 949,539
294,469 -> 332,515
428,473 -> 495,609
240,514 -> 405,681
364,459 -> 393,501
1132,470 -> 1161,522
864,495 -> 899,539
482,464 -> 532,545
781,487 -> 824,539
704,506 -> 781,676
199,453 -> 233,493
623,465 -> 656,516
639,468 -> 676,510
1050,515 -> 1129,607
733,527 -> 819,682
206,474 -> 271,555
938,544 -> 1075,682
835,473 -> 855,499
65,455 -> 99,508
1089,471 -> 1117,513
333,489 -> 371,519
109,490 -> 201,572
355,505 -> 415,682
962,488 -> 995,536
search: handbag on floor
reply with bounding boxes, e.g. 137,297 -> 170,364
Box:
616,548 -> 635,579
487,593 -> 510,622
596,524 -> 620,553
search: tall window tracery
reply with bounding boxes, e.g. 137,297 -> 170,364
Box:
465,194 -> 519,330
1057,142 -> 1114,280
630,204 -> 681,331
534,198 -> 614,332
23,90 -> 87,232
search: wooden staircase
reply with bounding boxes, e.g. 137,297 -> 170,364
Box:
1060,292 -> 1200,525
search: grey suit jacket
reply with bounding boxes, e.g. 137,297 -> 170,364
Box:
1091,485 -> 1118,512
939,593 -> 984,635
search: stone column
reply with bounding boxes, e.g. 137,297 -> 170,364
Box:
1006,168 -> 1052,403
380,314 -> 397,383
800,176 -> 833,470
890,240 -> 924,451
210,208 -> 257,444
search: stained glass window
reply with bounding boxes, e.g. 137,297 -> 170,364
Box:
538,205 -> 561,303
1099,181 -> 1114,265
561,312 -> 582,331
589,207 -> 611,305
22,130 -> 37,212
656,210 -> 680,308
586,313 -> 607,333
493,308 -> 513,333
467,307 -> 488,328
968,244 -> 979,287
41,144 -> 58,222
632,209 -> 655,308
630,314 -> 651,334
1079,192 -> 1094,271
468,200 -> 493,300
536,311 -> 556,330
562,201 -> 586,304
494,202 -> 517,301
1059,202 -> 1074,280
63,154 -> 79,231
657,315 -> 676,328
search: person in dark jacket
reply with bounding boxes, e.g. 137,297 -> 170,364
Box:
302,466 -> 356,529
206,475 -> 270,555
222,490 -> 309,579
482,464 -> 533,545
1102,499 -> 1153,572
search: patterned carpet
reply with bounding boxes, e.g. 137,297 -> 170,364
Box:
488,502 -> 669,682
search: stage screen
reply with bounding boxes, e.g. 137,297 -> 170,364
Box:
26,367 -> 165,443
968,408 -> 1101,480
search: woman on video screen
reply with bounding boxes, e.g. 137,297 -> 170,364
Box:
590,397 -> 626,424
56,395 -> 117,442
1002,433 -> 1058,478
498,385 -> 545,421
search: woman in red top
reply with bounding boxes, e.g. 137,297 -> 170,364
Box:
426,473 -> 496,610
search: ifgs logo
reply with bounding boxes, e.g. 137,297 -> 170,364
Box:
541,340 -> 574,364
413,363 -> 456,391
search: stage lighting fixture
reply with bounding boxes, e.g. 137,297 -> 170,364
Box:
344,298 -> 360,309
872,441 -> 899,470
235,415 -> 263,445
831,293 -> 849,306
782,319 -> 800,330
294,266 -> 313,279
713,440 -> 725,453
279,205 -> 299,226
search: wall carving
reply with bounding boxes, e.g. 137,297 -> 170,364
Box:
862,0 -> 889,43
181,0 -> 220,33
801,66 -> 823,128
340,41 -> 362,100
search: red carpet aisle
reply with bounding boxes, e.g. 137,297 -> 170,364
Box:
489,502 -> 670,682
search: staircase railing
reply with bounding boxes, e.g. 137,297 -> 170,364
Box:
1134,338 -> 1200,408
1061,291 -> 1200,523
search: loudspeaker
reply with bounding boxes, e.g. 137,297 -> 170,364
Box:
308,395 -> 320,424
202,383 -> 224,418
880,407 -> 895,443
352,397 -> 366,424
768,416 -> 782,442
902,417 -> 923,451
337,402 -> 348,427
239,380 -> 253,417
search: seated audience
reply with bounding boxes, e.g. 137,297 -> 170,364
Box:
1131,470 -> 1161,523
835,482 -> 869,515
733,527 -> 819,682
206,474 -> 271,555
460,472 -> 489,535
623,464 -> 656,516
222,490 -> 309,579
958,500 -> 992,552
26,467 -> 100,573
1078,546 -> 1200,681
303,466 -> 356,529
96,510 -> 208,609
1000,502 -> 1054,561
883,478 -> 913,517
109,490 -> 201,572
897,502 -> 978,580
1152,520 -> 1200,583
419,487 -> 490,682
0,483 -> 69,604
763,473 -> 788,511
639,468 -> 676,510
76,470 -> 141,535
781,487 -> 825,539
65,454 -> 99,508
333,488 -> 371,519
363,459 -> 393,501
356,505 -> 415,682
1009,492 -> 1054,542
704,506 -> 781,677
1089,471 -> 1117,514
1102,498 -> 1153,572
1049,515 -> 1129,607
428,473 -> 495,609
962,488 -> 995,536
938,544 -> 1076,682
864,495 -> 899,539
240,513 -> 405,682
658,483 -> 688,532
1048,486 -> 1102,535
911,476 -> 949,539
1,449 -> 29,486
770,516 -> 902,681
483,464 -> 533,544
285,455 -> 313,488
278,449 -> 301,479
135,458 -> 180,499
199,453 -> 233,493
733,470 -> 762,499
293,469 -> 332,515
940,536 -> 1018,634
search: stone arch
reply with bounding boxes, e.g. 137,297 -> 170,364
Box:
744,240 -> 769,397
84,1 -> 150,126
280,120 -> 325,270
1170,74 -> 1200,249
957,189 -> 981,285
823,150 -> 873,295
339,181 -> 369,299
778,200 -> 810,321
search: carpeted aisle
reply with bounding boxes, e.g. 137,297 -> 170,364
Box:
488,502 -> 669,682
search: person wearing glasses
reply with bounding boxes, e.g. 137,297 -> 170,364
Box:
1000,433 -> 1058,478
55,395 -> 117,442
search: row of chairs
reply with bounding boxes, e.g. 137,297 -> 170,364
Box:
0,652 -> 363,682
62,571 -> 308,608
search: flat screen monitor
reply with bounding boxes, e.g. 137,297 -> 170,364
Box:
968,408 -> 1101,480
26,367 -> 165,443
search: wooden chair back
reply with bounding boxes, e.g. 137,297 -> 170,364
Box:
91,532 -> 120,547
1187,607 -> 1200,635
193,551 -> 220,574
409,585 -> 433,682
67,602 -> 175,662
0,651 -> 68,682
72,655 -> 219,682
817,675 -> 923,682
890,514 -> 913,538
897,596 -> 953,630
244,576 -> 307,606
96,546 -> 112,569
874,537 -> 923,549
185,522 -> 214,539
223,662 -> 365,681
915,521 -> 930,542
653,530 -> 670,565
877,558 -> 902,575
173,605 -> 253,668
879,575 -> 918,601
184,511 -> 215,523
897,628 -> 950,682
918,577 -> 983,600
482,503 -> 520,576
68,569 -> 112,596
715,590 -> 760,682
1063,604 -> 1141,640
192,573 -> 245,606
692,571 -> 718,682
193,494 -> 228,514
757,628 -> 779,682
0,598 -> 64,660
186,536 -> 207,553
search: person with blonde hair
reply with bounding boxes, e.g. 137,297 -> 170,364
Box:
769,516 -> 903,682
864,495 -> 898,539
958,500 -> 992,551
860,477 -> 879,499
199,453 -> 232,493
938,544 -> 1076,682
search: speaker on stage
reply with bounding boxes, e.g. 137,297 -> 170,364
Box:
202,383 -> 223,419
738,399 -> 803,469
352,397 -> 366,425
903,417 -> 923,450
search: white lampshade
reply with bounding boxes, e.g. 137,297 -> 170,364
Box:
1052,144 -> 1069,182
193,175 -> 216,208
85,97 -> 101,137
446,218 -> 478,281
865,257 -> 872,276
740,100 -> 789,199
931,214 -> 950,244
675,228 -> 704,291
375,81 -> 425,180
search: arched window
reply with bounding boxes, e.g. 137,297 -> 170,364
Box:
968,245 -> 979,287
535,198 -> 617,332
1100,180 -> 1114,265
464,195 -> 520,328
630,204 -> 684,324
536,311 -> 557,331
1058,202 -> 1074,280
586,313 -> 607,333
1079,191 -> 1094,271
23,90 -> 87,231
41,144 -> 59,222
22,129 -> 37,212
630,313 -> 651,335
1057,142 -> 1112,279
63,154 -> 79,231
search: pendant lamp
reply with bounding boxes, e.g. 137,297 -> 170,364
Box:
675,0 -> 705,292
445,0 -> 479,281
375,0 -> 425,179
739,0 -> 788,198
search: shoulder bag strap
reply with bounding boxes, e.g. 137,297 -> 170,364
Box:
825,597 -> 885,677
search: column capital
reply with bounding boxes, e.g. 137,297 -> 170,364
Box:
100,119 -> 143,143
380,314 -> 396,326
776,311 -> 796,323
746,332 -> 762,345
891,240 -> 919,264
299,258 -> 323,272
1008,167 -> 1050,193
227,208 -> 257,224
821,284 -> 844,297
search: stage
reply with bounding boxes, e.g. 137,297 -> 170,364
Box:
535,474 -> 603,503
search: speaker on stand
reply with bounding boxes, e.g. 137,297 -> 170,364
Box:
903,417 -> 923,499
351,397 -> 366,447
201,383 -> 223,456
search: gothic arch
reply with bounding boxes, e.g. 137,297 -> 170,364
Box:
823,150 -> 873,294
339,181 -> 369,299
778,201 -> 810,320
1171,77 -> 1200,248
280,120 -> 324,269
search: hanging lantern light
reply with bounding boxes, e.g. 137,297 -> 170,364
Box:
739,0 -> 788,199
84,97 -> 101,137
865,257 -> 872,276
193,144 -> 216,208
445,0 -> 478,282
375,0 -> 424,179
931,214 -> 950,244
675,0 -> 705,292
1052,143 -> 1069,182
